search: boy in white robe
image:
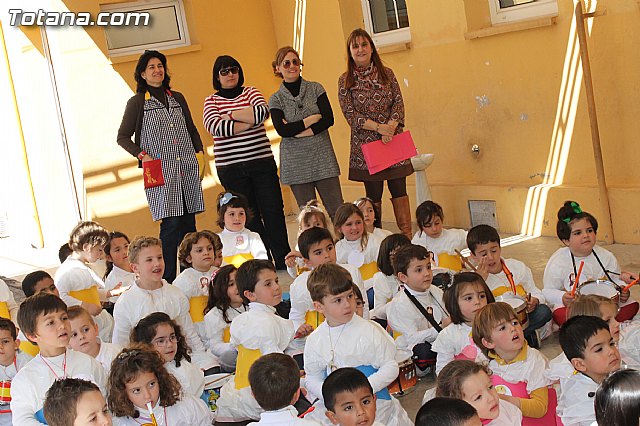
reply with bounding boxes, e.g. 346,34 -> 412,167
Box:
11,293 -> 107,426
42,378 -> 110,426
304,264 -> 412,426
0,319 -> 32,426
111,236 -> 218,371
556,316 -> 621,426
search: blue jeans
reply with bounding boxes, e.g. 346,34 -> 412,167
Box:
524,303 -> 552,347
217,158 -> 290,267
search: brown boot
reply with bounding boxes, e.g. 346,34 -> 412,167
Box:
373,201 -> 383,229
391,196 -> 413,239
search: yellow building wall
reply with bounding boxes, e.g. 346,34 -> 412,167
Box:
9,0 -> 640,245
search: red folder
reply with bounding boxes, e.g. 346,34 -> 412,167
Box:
361,130 -> 417,175
143,159 -> 165,188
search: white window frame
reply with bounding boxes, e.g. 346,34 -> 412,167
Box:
100,0 -> 190,57
488,0 -> 558,25
361,0 -> 411,49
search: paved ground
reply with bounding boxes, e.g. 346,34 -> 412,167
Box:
3,216 -> 640,422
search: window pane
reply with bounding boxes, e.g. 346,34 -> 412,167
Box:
104,5 -> 181,50
368,0 -> 409,34
498,0 -> 536,8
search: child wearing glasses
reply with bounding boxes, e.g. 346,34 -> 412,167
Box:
268,46 -> 343,219
131,312 -> 205,400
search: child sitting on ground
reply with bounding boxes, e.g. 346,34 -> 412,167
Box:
431,272 -> 495,375
107,345 -> 211,425
67,306 -> 121,376
111,236 -> 218,371
386,244 -> 450,376
370,234 -> 411,323
21,271 -> 59,298
216,259 -> 298,422
594,368 -> 640,426
467,224 -> 551,349
0,318 -> 32,426
472,302 -> 555,424
435,360 -> 522,425
248,353 -> 319,425
174,230 -> 221,342
203,264 -> 246,372
12,293 -> 107,425
322,367 -> 383,426
131,312 -> 205,399
411,201 -> 467,272
103,231 -> 135,307
54,221 -> 115,343
354,197 -> 391,242
289,227 -> 368,353
304,263 -> 412,426
543,201 -> 638,324
216,192 -> 268,268
556,315 -> 621,426
285,200 -> 331,278
415,397 -> 481,426
43,378 -> 111,426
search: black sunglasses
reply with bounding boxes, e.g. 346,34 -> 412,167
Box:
219,66 -> 239,76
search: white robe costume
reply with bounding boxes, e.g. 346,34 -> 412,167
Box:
555,371 -> 598,426
0,350 -> 32,426
370,272 -> 402,320
112,395 -> 212,426
203,304 -> 246,356
431,322 -> 486,375
411,228 -> 467,269
486,258 -> 546,303
104,265 -> 136,304
165,358 -> 204,398
95,340 -> 122,376
335,234 -> 382,291
248,406 -> 321,425
218,228 -> 268,264
173,265 -> 218,343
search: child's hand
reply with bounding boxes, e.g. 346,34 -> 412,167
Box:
620,271 -> 638,285
285,251 -> 302,268
441,316 -> 452,328
526,296 -> 539,313
82,301 -> 102,316
294,324 -> 314,339
475,256 -> 489,281
620,289 -> 631,303
562,291 -> 576,307
107,282 -> 123,298
498,393 -> 521,409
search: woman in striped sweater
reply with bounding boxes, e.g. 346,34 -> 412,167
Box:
203,55 -> 290,269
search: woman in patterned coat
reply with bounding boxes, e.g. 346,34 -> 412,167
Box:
268,46 -> 343,219
117,50 -> 204,282
338,28 -> 414,239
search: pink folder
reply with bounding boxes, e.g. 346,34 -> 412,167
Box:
361,131 -> 417,175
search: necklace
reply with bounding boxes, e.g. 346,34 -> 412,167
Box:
39,351 -> 67,379
328,324 -> 348,372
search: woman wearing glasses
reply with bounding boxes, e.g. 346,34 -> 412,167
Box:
117,50 -> 204,283
268,46 -> 343,219
203,55 -> 290,269
338,28 -> 413,239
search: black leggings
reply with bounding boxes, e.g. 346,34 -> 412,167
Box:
363,177 -> 407,202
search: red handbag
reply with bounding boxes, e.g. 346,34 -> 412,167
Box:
143,159 -> 165,188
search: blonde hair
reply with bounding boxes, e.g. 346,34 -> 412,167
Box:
297,200 -> 329,233
333,203 -> 368,251
569,294 -> 617,319
472,302 -> 519,357
436,360 -> 493,399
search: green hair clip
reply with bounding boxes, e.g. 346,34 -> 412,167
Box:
562,202 -> 583,223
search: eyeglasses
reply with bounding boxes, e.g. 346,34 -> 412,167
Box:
219,66 -> 239,76
281,59 -> 301,69
152,334 -> 180,347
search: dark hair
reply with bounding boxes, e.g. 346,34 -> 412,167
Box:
212,55 -> 245,90
205,265 -> 244,323
466,224 -> 500,255
333,203 -> 368,251
472,302 -> 519,357
436,360 -> 493,399
216,191 -> 252,230
134,50 -> 170,93
68,221 -> 109,253
104,231 -> 130,280
308,263 -> 354,303
131,312 -> 191,367
560,315 -> 610,362
352,283 -> 364,304
22,270 -> 53,297
178,230 -> 220,268
236,259 -> 276,304
322,367 -> 373,412
415,397 -> 478,426
298,227 -> 334,260
595,369 -> 640,426
556,201 -> 599,241
18,293 -> 67,342
272,46 -> 300,78
108,345 -> 181,418
0,318 -> 17,340
415,201 -> 444,233
248,353 -> 300,411
58,243 -> 73,263
342,28 -> 389,90
393,244 -> 430,276
354,197 -> 381,229
377,233 -> 411,276
444,272 -> 495,325
44,378 -> 103,426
